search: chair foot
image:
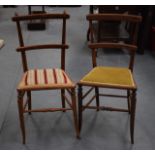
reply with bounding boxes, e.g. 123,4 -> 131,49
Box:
22,139 -> 26,144
96,107 -> 100,111
131,138 -> 134,144
76,135 -> 81,139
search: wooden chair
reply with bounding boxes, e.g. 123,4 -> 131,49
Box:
12,12 -> 79,144
78,13 -> 142,144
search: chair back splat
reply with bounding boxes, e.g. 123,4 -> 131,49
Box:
12,12 -> 69,72
87,13 -> 142,71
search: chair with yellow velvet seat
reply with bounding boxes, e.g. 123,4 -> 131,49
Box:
78,13 -> 142,144
12,12 -> 79,144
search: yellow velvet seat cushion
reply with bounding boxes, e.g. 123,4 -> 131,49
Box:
80,66 -> 136,88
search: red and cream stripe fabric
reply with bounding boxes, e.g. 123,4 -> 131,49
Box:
24,68 -> 71,86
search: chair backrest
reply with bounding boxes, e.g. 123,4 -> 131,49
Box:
86,13 -> 142,72
12,12 -> 70,72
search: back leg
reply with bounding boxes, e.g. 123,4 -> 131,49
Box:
95,87 -> 100,111
27,91 -> 31,115
17,90 -> 26,144
61,89 -> 66,112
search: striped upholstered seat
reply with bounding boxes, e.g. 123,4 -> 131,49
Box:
18,68 -> 75,90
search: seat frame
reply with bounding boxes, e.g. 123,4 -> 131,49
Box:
12,12 -> 79,144
78,13 -> 142,144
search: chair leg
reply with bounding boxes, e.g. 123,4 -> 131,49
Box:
27,91 -> 31,115
17,90 -> 26,144
130,90 -> 137,144
127,90 -> 131,114
78,85 -> 83,132
61,89 -> 66,112
95,87 -> 100,111
71,88 -> 80,138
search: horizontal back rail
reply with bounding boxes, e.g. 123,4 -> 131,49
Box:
12,13 -> 70,21
86,13 -> 142,22
16,44 -> 69,52
12,12 -> 69,71
88,42 -> 137,52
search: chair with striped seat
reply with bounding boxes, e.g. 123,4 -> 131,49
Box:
78,13 -> 142,144
12,12 -> 79,144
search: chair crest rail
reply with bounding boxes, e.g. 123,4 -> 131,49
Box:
86,13 -> 142,22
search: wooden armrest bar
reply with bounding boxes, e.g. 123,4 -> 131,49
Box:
12,13 -> 70,21
86,13 -> 142,22
16,44 -> 69,52
88,42 -> 137,51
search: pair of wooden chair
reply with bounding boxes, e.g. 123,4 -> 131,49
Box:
12,12 -> 142,144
